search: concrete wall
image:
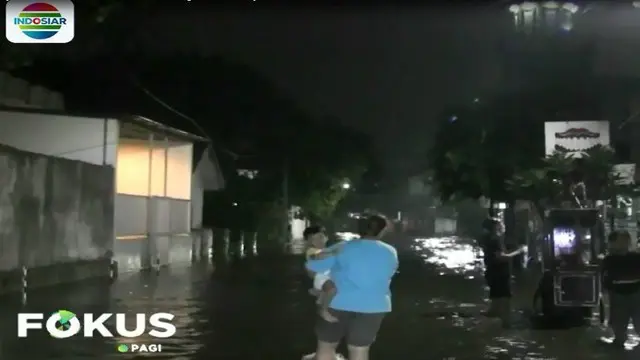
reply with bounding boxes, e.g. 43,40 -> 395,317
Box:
114,137 -> 193,272
191,175 -> 204,229
114,195 -> 191,271
0,71 -> 65,110
113,234 -> 193,273
0,110 -> 118,166
115,194 -> 148,237
0,143 -> 114,292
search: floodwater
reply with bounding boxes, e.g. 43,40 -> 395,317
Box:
0,235 -> 638,359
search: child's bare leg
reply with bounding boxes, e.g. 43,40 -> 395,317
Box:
308,288 -> 321,296
319,281 -> 338,322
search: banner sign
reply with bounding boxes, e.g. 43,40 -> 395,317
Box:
544,121 -> 610,157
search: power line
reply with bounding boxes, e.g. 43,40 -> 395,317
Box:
128,73 -> 257,159
130,74 -> 209,139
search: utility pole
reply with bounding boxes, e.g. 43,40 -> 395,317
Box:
282,158 -> 289,245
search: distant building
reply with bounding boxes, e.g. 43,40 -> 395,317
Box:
191,143 -> 225,230
403,174 -> 437,235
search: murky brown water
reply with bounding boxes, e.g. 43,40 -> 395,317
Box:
0,236 -> 638,359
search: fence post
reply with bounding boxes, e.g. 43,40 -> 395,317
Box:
202,228 -> 213,260
243,231 -> 257,256
191,230 -> 201,262
21,266 -> 27,305
109,259 -> 118,282
237,231 -> 245,258
213,228 -> 230,262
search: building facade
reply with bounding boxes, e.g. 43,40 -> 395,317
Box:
0,107 -> 206,272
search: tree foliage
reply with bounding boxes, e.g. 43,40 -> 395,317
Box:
506,146 -> 636,206
429,83 -> 604,204
429,94 -> 542,202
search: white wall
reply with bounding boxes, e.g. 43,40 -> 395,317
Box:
191,174 -> 203,229
117,141 -> 151,196
291,218 -> 307,241
117,140 -> 192,199
115,194 -> 148,237
190,146 -> 225,230
166,144 -> 192,199
0,110 -> 117,165
194,145 -> 225,191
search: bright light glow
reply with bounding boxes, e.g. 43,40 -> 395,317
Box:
342,182 -> 351,190
509,4 -> 520,13
497,202 -> 507,210
553,228 -> 577,256
166,144 -> 192,200
232,202 -> 238,206
521,2 -> 537,11
542,1 -> 559,9
336,232 -> 359,241
634,1 -> 640,8
117,142 -> 150,196
562,2 -> 578,13
116,140 -> 192,199
237,169 -> 258,179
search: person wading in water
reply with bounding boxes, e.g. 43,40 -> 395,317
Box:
480,217 -> 525,328
602,230 -> 640,348
305,214 -> 398,360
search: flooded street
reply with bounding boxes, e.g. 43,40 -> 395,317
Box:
0,236 -> 638,359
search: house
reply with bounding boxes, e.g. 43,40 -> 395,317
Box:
191,142 -> 225,230
0,105 -> 209,276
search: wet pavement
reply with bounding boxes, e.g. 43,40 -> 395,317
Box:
0,235 -> 638,359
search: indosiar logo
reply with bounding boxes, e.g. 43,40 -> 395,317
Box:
17,310 -> 176,339
6,0 -> 75,43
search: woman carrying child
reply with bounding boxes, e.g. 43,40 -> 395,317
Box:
305,214 -> 398,360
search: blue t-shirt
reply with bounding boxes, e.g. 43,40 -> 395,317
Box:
306,239 -> 398,313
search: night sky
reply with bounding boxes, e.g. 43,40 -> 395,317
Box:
17,4 -> 640,172
123,7 -> 509,171
131,5 -> 639,170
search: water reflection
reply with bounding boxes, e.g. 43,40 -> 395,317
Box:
412,236 -> 483,275
0,236 -> 637,359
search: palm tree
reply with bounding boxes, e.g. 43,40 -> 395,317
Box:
507,145 -> 634,216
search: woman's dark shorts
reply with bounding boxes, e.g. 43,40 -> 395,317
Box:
485,270 -> 511,298
315,309 -> 386,347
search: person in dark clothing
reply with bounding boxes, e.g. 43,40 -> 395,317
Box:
481,217 -> 525,327
602,230 -> 640,348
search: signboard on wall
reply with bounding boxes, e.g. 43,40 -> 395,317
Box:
544,121 -> 610,157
